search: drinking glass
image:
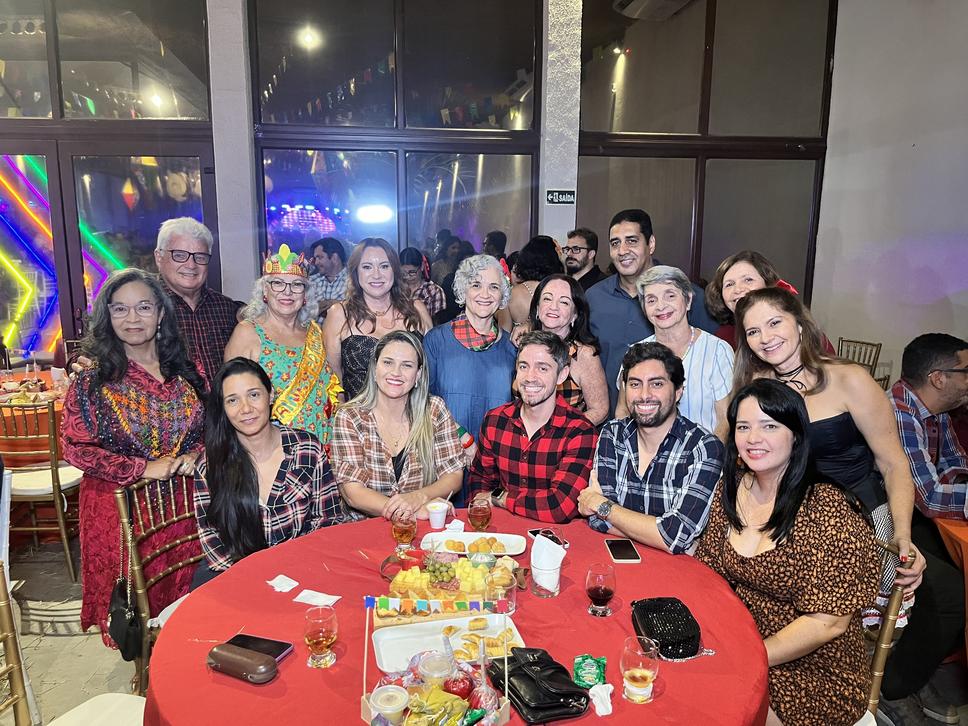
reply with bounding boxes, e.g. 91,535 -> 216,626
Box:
391,511 -> 417,552
467,496 -> 492,532
304,606 -> 338,668
484,572 -> 517,615
585,563 -> 616,617
620,636 -> 659,703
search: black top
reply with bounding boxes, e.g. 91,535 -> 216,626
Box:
391,449 -> 408,482
340,335 -> 378,400
576,266 -> 610,292
807,411 -> 886,513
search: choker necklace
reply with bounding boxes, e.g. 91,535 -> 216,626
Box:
776,363 -> 806,391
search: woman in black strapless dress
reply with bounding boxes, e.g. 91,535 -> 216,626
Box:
322,238 -> 432,400
731,287 -> 926,602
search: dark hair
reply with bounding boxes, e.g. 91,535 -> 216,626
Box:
399,246 -> 431,281
310,237 -> 346,266
203,358 -> 272,563
454,239 -> 476,265
705,250 -> 782,324
436,228 -> 452,243
567,227 -> 599,252
484,230 -> 507,255
528,274 -> 600,355
620,341 -> 684,389
733,287 -> 839,395
608,209 -> 653,239
721,379 -> 813,543
344,238 -> 423,335
81,268 -> 206,400
514,236 -> 564,282
517,330 -> 570,373
506,251 -> 520,274
901,333 -> 968,386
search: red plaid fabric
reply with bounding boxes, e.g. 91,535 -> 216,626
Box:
194,426 -> 345,571
162,282 -> 242,383
451,315 -> 499,351
468,396 -> 597,523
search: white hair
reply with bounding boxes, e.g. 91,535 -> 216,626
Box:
157,217 -> 214,253
636,264 -> 693,304
453,254 -> 511,308
240,275 -> 319,327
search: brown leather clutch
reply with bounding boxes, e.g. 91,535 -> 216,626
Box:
207,643 -> 278,684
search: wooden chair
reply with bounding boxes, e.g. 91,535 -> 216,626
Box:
0,401 -> 80,581
0,561 -> 145,725
838,338 -> 882,377
874,374 -> 890,391
115,477 -> 204,695
866,539 -> 911,717
61,339 -> 82,363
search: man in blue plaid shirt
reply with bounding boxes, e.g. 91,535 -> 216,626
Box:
578,342 -> 724,554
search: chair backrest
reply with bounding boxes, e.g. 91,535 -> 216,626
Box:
0,561 -> 31,725
867,538 -> 911,713
0,401 -> 60,476
62,340 -> 82,361
114,478 -> 203,623
838,338 -> 882,376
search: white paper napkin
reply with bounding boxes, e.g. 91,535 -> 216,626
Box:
266,574 -> 298,592
589,683 -> 614,716
445,519 -> 466,533
530,533 -> 566,592
293,589 -> 341,606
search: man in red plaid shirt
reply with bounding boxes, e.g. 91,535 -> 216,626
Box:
468,331 -> 597,523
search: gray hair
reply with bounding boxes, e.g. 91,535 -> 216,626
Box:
240,275 -> 319,327
636,264 -> 693,305
157,217 -> 214,253
453,254 -> 511,308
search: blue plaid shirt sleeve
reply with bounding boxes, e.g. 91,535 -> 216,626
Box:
894,404 -> 968,517
588,422 -> 620,533
654,434 -> 725,553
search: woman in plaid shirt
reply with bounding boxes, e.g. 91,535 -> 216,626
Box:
192,358 -> 344,587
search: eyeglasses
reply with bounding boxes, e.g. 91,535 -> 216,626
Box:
168,249 -> 212,265
108,302 -> 157,318
401,269 -> 421,278
561,245 -> 590,255
267,279 -> 308,294
934,367 -> 968,374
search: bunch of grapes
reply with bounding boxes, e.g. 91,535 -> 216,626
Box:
425,558 -> 456,584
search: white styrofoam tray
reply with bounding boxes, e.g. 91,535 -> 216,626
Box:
419,531 -> 526,556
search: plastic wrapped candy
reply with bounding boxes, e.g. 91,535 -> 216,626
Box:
404,686 -> 468,726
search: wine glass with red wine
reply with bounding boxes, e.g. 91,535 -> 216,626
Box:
585,563 -> 616,617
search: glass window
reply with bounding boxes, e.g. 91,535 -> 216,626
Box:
254,0 -> 395,127
580,0 -> 705,133
405,152 -> 532,253
0,0 -> 51,118
709,0 -> 828,136
576,156 -> 695,272
72,155 -> 205,308
403,2 -> 536,130
57,0 -> 209,119
700,159 -> 817,291
263,149 -> 398,250
0,154 -> 60,355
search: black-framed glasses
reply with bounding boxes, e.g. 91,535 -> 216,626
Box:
108,302 -> 157,318
561,245 -> 590,255
934,367 -> 968,374
168,249 -> 212,265
267,279 -> 308,294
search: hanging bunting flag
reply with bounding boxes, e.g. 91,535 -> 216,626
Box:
121,177 -> 140,211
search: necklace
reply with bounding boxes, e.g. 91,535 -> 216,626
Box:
659,326 -> 696,359
775,363 -> 806,391
375,408 -> 410,452
369,301 -> 393,318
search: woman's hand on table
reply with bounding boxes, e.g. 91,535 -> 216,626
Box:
382,490 -> 429,521
894,540 -> 926,593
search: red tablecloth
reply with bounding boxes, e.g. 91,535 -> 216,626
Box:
144,509 -> 769,725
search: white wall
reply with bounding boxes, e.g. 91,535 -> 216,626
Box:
814,0 -> 968,378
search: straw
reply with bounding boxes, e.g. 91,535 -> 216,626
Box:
502,611 -> 509,698
363,605 -> 371,697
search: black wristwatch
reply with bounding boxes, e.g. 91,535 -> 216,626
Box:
596,499 -> 614,521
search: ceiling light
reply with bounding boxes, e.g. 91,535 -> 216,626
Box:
356,205 -> 393,224
298,25 -> 322,51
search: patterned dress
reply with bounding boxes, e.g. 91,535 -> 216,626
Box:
254,321 -> 340,445
60,363 -> 205,640
696,484 -> 879,725
557,342 -> 586,412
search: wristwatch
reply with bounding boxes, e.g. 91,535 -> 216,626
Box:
596,499 -> 614,521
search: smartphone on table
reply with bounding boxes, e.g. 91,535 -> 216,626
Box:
225,633 -> 294,663
605,538 -> 641,564
527,528 -> 570,549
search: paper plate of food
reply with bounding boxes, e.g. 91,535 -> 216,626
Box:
419,532 -> 526,557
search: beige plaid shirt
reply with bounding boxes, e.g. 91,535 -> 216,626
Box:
331,395 -> 465,521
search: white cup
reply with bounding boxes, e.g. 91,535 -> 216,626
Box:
369,685 -> 409,724
426,500 -> 449,530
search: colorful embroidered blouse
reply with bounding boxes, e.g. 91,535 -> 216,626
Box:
60,362 -> 205,484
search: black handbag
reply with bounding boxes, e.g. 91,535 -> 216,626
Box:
630,597 -> 714,661
486,647 -> 589,724
108,517 -> 142,661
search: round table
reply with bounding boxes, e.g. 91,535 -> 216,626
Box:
144,509 -> 769,725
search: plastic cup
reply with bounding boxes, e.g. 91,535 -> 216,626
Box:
426,500 -> 449,530
417,651 -> 454,687
529,565 -> 561,598
369,685 -> 409,724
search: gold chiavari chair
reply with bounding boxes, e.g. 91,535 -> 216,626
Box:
865,539 -> 911,718
838,338 -> 883,377
0,561 -> 30,725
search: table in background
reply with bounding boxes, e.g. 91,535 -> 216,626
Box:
935,518 -> 968,655
144,509 -> 769,726
0,372 -> 62,467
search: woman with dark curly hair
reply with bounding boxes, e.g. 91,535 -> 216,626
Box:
527,274 -> 608,424
502,235 -> 564,341
60,268 -> 206,645
322,238 -> 432,399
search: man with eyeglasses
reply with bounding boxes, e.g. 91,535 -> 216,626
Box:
878,333 -> 968,725
563,227 -> 607,292
154,217 -> 242,382
585,209 -> 717,415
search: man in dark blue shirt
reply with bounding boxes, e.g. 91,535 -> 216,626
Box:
586,209 -> 717,415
